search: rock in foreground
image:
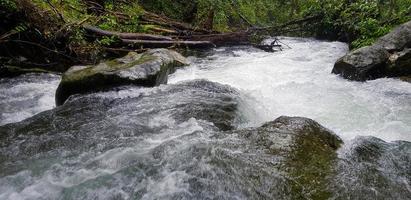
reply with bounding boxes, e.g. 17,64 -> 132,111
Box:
55,49 -> 188,105
333,21 -> 411,81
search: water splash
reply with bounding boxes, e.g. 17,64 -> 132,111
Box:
0,73 -> 61,126
169,37 -> 411,142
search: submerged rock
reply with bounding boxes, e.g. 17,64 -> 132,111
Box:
55,49 -> 188,105
1,79 -> 409,199
0,80 -> 239,162
0,99 -> 344,200
333,20 -> 411,81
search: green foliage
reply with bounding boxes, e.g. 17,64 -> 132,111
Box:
0,0 -> 17,11
139,0 -> 197,22
146,0 -> 410,47
11,23 -> 28,33
97,35 -> 119,46
304,0 -> 411,49
98,1 -> 144,33
20,0 -> 411,49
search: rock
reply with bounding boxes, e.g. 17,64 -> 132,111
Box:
376,21 -> 411,52
388,48 -> 411,76
400,75 -> 411,83
55,49 -> 188,105
0,80 -> 239,161
332,45 -> 390,81
333,20 -> 411,81
223,116 -> 342,199
331,136 -> 411,199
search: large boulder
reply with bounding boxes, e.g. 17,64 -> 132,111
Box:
332,45 -> 390,81
0,106 -> 343,199
55,49 -> 188,105
0,80 -> 240,160
332,21 -> 411,81
226,116 -> 342,199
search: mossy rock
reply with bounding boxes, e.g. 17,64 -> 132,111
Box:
55,49 -> 188,105
230,116 -> 343,199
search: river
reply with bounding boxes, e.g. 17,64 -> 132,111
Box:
170,37 -> 411,142
0,37 -> 410,199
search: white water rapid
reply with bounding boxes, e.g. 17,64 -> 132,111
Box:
0,73 -> 60,126
1,37 -> 410,200
169,37 -> 411,142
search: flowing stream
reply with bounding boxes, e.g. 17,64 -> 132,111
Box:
170,37 -> 411,142
0,37 -> 410,199
0,73 -> 60,126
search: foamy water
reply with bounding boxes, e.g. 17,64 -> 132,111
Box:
0,38 -> 410,200
170,37 -> 411,142
0,73 -> 60,125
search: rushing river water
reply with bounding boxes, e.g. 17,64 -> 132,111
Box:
0,73 -> 60,126
0,38 -> 410,199
170,37 -> 411,142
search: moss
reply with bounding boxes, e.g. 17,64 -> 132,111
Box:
62,54 -> 156,83
284,128 -> 342,199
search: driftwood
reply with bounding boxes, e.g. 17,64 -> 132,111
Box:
254,38 -> 283,52
122,39 -> 215,49
83,25 -> 173,41
176,32 -> 251,46
83,14 -> 319,50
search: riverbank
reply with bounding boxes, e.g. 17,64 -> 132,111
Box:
1,0 -> 410,75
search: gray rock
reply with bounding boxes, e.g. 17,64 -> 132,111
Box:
55,49 -> 188,105
0,80 -> 239,161
376,21 -> 411,52
333,20 -> 411,81
332,45 -> 390,81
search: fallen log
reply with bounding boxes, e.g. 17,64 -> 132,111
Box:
176,32 -> 251,46
83,25 -> 173,41
121,39 -> 216,49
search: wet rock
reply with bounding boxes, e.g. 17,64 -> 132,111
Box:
332,45 -> 390,81
400,75 -> 411,83
331,136 -> 411,199
55,49 -> 188,105
333,20 -> 411,81
137,116 -> 343,199
0,80 -> 239,163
